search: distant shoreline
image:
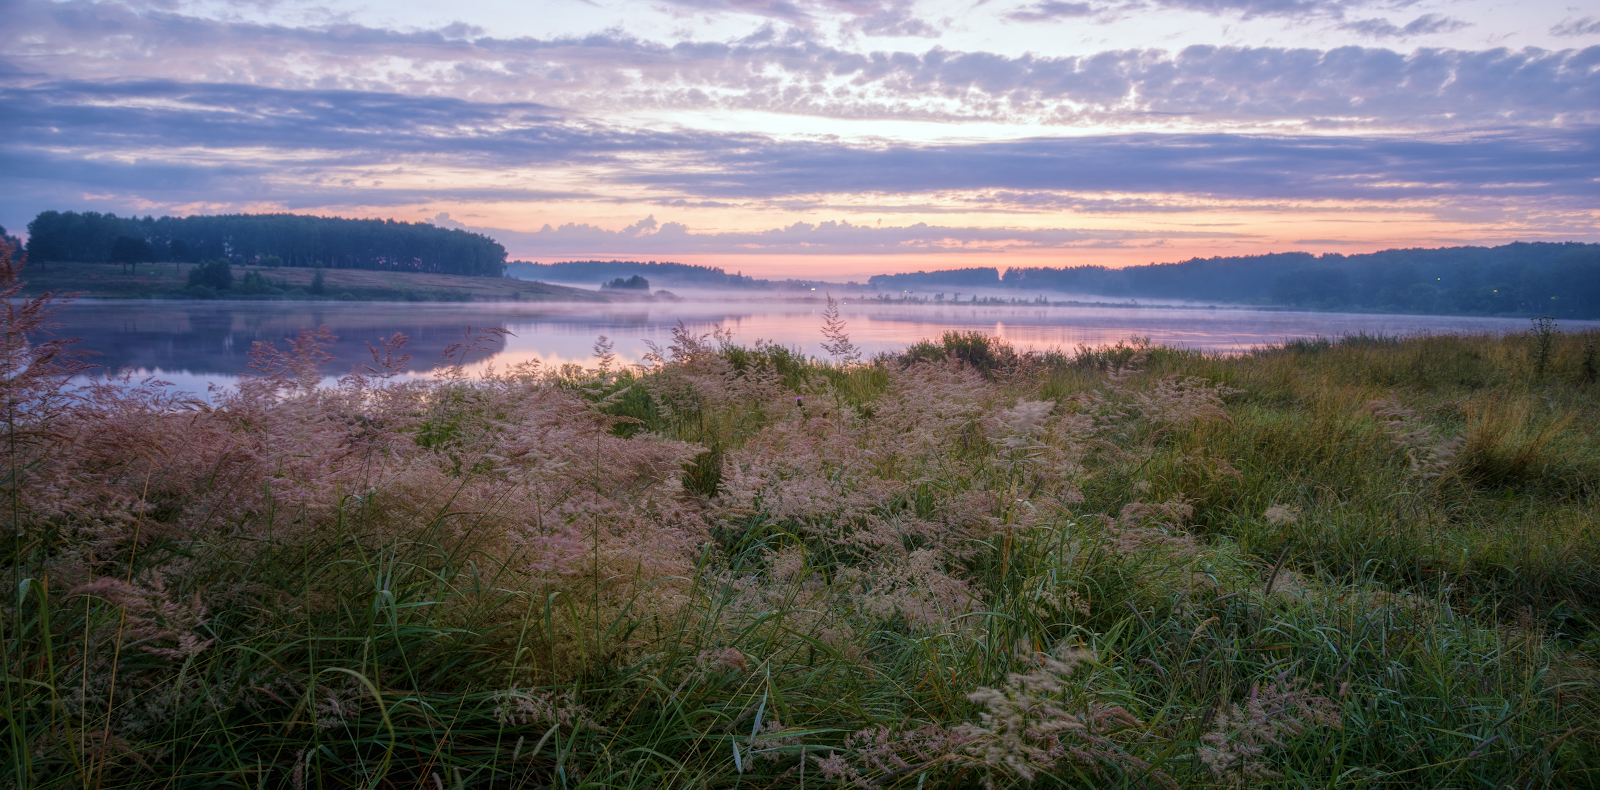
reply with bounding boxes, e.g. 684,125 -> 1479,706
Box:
16,261 -> 1587,320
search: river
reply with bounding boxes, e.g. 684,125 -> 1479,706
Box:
50,298 -> 1592,394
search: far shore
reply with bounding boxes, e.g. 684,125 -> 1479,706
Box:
16,261 -> 1588,320
17,260 -> 620,303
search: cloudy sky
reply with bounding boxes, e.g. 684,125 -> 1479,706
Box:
1,0 -> 1596,277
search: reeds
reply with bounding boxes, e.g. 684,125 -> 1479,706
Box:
4,247 -> 1598,788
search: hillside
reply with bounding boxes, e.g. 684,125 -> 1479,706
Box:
16,260 -> 611,302
868,242 -> 1600,318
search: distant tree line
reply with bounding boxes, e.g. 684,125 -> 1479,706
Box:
0,224 -> 20,254
601,275 -> 651,290
509,260 -> 766,288
868,267 -> 1002,291
866,243 -> 1600,319
24,211 -> 507,277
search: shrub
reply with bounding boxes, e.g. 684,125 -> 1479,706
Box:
186,257 -> 232,290
234,269 -> 282,295
601,274 -> 650,290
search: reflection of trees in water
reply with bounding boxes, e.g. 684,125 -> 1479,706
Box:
68,304 -> 513,377
56,301 -> 1564,378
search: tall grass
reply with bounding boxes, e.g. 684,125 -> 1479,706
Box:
4,244 -> 1598,788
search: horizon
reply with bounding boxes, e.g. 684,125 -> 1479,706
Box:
2,0 -> 1597,280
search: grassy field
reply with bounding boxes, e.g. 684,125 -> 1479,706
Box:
5,250 -> 1599,787
16,260 -> 612,302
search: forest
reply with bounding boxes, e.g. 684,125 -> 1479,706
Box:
868,243 -> 1600,318
509,259 -> 770,288
869,266 -> 1004,291
23,211 -> 507,277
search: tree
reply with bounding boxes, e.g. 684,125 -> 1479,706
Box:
25,211 -> 509,276
235,270 -> 282,295
188,259 -> 233,291
109,235 -> 155,274
309,265 -> 326,295
1272,267 -> 1353,308
601,275 -> 651,290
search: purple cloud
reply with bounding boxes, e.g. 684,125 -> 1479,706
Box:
654,0 -> 942,35
1143,0 -> 1343,19
1340,14 -> 1471,39
1552,18 -> 1600,37
1006,2 -> 1098,22
448,214 -> 1246,256
4,5 -> 1595,129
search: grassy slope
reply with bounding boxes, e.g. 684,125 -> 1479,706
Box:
5,321 -> 1599,789
17,260 -> 614,302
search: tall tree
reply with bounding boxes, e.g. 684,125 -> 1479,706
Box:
109,235 -> 154,274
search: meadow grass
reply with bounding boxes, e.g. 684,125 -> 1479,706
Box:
4,247 -> 1598,788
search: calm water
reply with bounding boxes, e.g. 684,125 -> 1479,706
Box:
53,299 -> 1594,394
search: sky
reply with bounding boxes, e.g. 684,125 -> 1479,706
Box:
1,0 -> 1596,279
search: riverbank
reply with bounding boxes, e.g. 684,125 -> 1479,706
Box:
7,265 -> 1599,788
17,260 -> 619,302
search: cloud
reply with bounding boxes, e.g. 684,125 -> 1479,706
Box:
3,75 -> 1594,234
656,0 -> 815,22
468,215 -> 1248,256
4,4 -> 1595,130
1552,18 -> 1600,37
1340,14 -> 1470,38
1143,0 -> 1346,20
1,2 -> 1595,241
628,130 -> 1600,203
655,0 -> 942,35
1006,2 -> 1098,22
0,79 -> 719,169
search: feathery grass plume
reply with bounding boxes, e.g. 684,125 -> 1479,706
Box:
955,648 -> 1163,788
491,688 -> 601,731
1197,673 -> 1342,785
3,319 -> 1598,787
819,293 -> 862,363
1130,375 -> 1239,427
841,548 -> 982,632
1262,504 -> 1300,526
1365,395 -> 1463,482
68,572 -> 214,661
695,647 -> 749,673
1,239 -> 90,544
1108,497 -> 1204,556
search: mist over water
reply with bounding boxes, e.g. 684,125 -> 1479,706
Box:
55,298 -> 1599,395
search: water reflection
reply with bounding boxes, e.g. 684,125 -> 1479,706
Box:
55,299 -> 1597,395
